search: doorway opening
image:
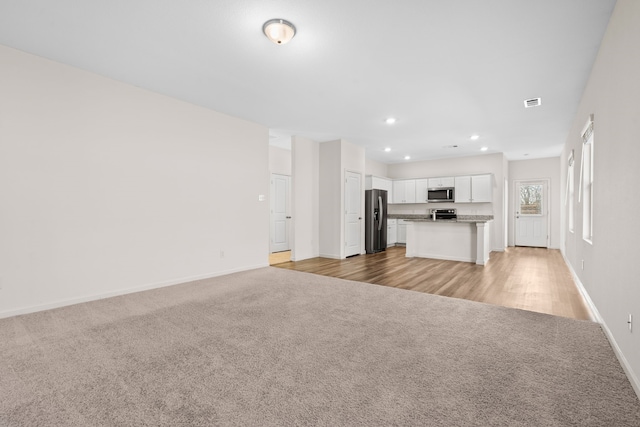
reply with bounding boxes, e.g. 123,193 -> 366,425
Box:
269,250 -> 291,265
270,173 -> 291,262
268,132 -> 293,264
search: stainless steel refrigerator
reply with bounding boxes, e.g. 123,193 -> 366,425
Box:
365,189 -> 387,254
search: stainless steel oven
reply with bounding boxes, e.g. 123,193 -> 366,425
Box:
430,208 -> 457,220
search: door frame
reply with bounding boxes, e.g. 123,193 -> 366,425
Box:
344,169 -> 363,258
503,177 -> 509,250
513,178 -> 551,248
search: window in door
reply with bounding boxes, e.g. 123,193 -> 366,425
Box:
519,184 -> 543,216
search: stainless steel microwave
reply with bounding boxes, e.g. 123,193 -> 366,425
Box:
427,187 -> 454,202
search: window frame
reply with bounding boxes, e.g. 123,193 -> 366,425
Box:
566,151 -> 575,233
579,116 -> 594,244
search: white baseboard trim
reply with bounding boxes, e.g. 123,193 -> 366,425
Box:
405,252 -> 474,263
319,253 -> 342,260
0,263 -> 269,320
561,253 -> 640,400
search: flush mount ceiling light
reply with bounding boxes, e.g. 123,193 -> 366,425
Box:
470,134 -> 480,141
384,147 -> 391,152
262,19 -> 296,45
385,117 -> 396,125
404,155 -> 411,160
480,146 -> 488,151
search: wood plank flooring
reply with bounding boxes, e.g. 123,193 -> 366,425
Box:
269,250 -> 291,265
274,246 -> 592,320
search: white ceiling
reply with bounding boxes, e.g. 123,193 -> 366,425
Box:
0,0 -> 616,163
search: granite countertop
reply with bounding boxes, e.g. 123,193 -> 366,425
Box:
388,214 -> 493,223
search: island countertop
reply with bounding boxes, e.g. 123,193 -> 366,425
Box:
388,214 -> 493,223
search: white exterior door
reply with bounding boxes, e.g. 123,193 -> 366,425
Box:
515,181 -> 548,247
270,174 -> 291,253
344,171 -> 362,257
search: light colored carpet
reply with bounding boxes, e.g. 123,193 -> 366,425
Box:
1,267 -> 639,426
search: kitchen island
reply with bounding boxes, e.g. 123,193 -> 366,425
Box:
401,216 -> 493,265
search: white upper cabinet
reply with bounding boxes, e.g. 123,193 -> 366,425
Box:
386,174 -> 491,204
428,177 -> 455,188
455,174 -> 492,203
365,175 -> 393,200
471,174 -> 492,202
392,179 -> 416,204
415,179 -> 428,203
454,176 -> 472,202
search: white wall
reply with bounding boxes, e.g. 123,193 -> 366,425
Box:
319,139 -> 366,259
365,158 -> 389,177
291,136 -> 319,261
269,145 -> 291,176
0,46 -> 270,317
508,157 -> 561,248
560,0 -> 640,394
387,153 -> 507,251
319,140 -> 342,258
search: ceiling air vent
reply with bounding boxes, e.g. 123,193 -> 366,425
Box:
524,98 -> 542,108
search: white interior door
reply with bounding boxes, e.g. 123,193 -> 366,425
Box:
344,171 -> 362,257
515,181 -> 548,247
270,174 -> 290,253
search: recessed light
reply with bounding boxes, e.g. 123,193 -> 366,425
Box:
404,155 -> 411,160
470,135 -> 480,141
384,147 -> 391,152
385,118 -> 396,125
480,146 -> 488,151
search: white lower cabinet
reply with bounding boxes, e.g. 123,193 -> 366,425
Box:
397,219 -> 410,244
387,219 -> 397,246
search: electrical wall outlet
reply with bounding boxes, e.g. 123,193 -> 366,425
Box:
628,314 -> 633,333
581,259 -> 584,270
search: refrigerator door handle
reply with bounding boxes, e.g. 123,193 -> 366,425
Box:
378,196 -> 384,231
